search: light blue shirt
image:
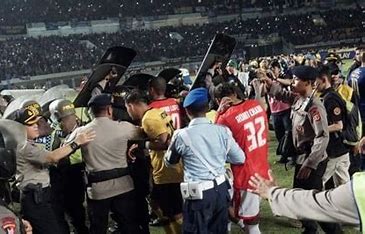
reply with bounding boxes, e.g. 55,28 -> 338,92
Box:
165,117 -> 245,182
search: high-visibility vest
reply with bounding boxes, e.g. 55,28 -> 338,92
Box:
54,127 -> 83,165
352,172 -> 365,232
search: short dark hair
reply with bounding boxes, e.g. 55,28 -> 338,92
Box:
124,89 -> 148,105
148,76 -> 166,95
186,103 -> 208,116
317,65 -> 331,81
90,105 -> 109,117
214,83 -> 236,100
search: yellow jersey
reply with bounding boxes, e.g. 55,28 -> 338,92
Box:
142,108 -> 183,184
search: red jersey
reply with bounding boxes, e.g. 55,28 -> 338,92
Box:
149,98 -> 182,129
216,100 -> 269,190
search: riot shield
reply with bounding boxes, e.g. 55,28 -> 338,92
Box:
74,46 -> 137,107
191,33 -> 237,90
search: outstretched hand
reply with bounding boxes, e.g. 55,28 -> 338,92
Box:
127,144 -> 139,163
248,170 -> 276,200
74,128 -> 96,146
22,219 -> 32,234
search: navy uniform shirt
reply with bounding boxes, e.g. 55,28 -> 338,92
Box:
320,87 -> 349,158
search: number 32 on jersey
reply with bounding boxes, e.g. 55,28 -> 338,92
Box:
243,116 -> 267,152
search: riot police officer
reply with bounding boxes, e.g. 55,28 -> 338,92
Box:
48,99 -> 89,234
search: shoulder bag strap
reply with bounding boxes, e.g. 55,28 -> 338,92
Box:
179,130 -> 219,177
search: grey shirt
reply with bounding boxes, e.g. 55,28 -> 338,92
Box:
16,140 -> 50,190
268,182 -> 359,226
70,117 -> 141,200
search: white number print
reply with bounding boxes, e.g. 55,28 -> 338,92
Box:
170,113 -> 181,129
243,116 -> 267,152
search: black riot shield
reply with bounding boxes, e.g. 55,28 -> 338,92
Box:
74,46 -> 137,107
122,73 -> 155,91
191,33 -> 237,90
157,68 -> 185,97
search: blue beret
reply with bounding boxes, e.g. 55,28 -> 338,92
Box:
88,94 -> 112,107
291,65 -> 319,81
183,88 -> 208,108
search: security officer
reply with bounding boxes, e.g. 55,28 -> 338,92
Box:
264,65 -> 341,234
165,87 -> 245,234
0,119 -> 33,234
69,94 -> 142,234
316,66 -> 350,187
15,105 -> 95,234
49,99 -> 88,234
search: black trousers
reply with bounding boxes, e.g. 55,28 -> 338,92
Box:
183,182 -> 230,234
293,160 -> 342,234
112,154 -> 151,234
87,190 -> 141,234
21,187 -> 63,234
50,163 -> 88,234
272,109 -> 292,143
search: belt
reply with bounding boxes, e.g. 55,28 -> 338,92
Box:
22,184 -> 50,194
88,167 -> 129,184
200,174 -> 226,191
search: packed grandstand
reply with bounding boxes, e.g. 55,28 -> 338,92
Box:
0,0 -> 363,83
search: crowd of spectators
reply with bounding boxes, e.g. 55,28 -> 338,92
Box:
0,0 -> 323,26
0,8 -> 363,79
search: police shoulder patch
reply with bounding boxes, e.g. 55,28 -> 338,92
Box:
309,107 -> 321,122
333,107 -> 341,115
1,217 -> 16,233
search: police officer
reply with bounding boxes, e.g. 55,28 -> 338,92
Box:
248,171 -> 364,231
0,119 -> 33,234
69,94 -> 142,234
49,99 -> 88,234
165,87 -> 245,234
264,65 -> 341,234
316,66 -> 350,187
15,105 -> 95,234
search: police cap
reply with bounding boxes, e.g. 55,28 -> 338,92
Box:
183,88 -> 208,108
291,65 -> 319,81
15,106 -> 42,126
88,94 -> 112,107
